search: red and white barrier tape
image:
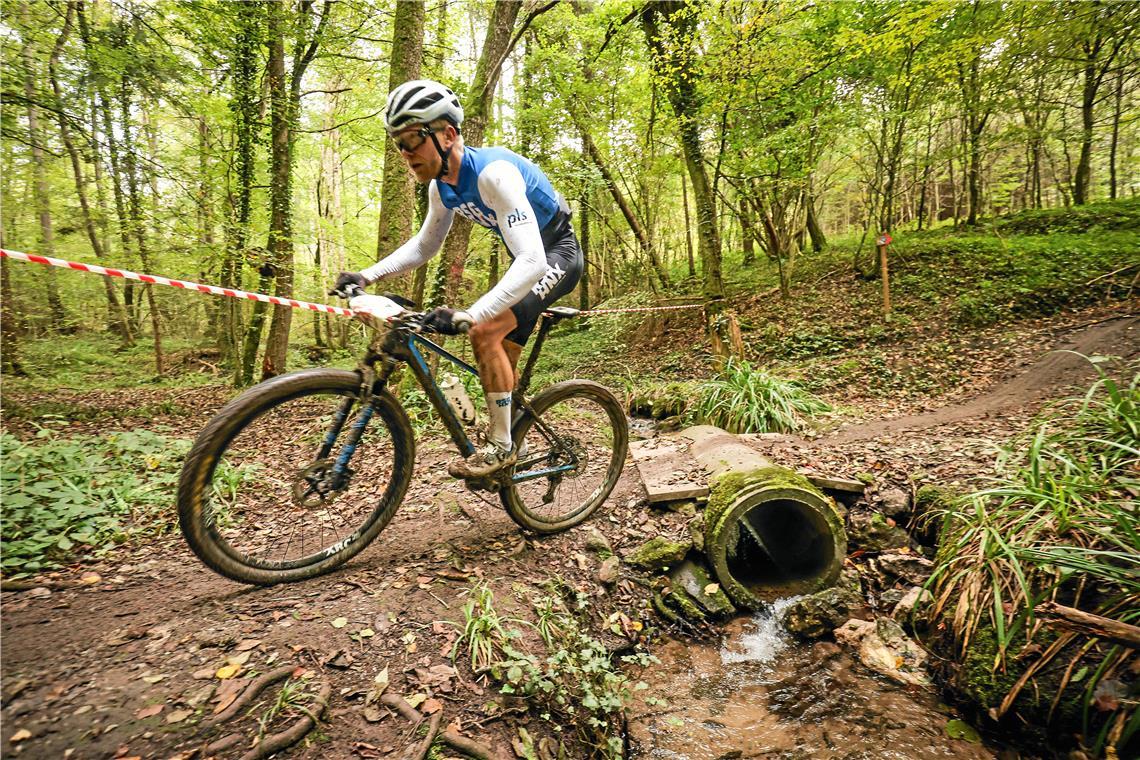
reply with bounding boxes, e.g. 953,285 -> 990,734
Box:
1,247 -> 704,319
0,248 -> 355,317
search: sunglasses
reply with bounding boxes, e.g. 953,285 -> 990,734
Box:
391,126 -> 436,154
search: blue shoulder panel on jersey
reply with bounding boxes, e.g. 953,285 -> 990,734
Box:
435,146 -> 561,238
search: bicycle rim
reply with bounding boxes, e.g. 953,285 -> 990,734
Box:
179,371 -> 413,583
502,381 -> 628,533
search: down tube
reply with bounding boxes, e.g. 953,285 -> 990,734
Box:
404,335 -> 477,457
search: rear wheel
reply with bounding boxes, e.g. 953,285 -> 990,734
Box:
177,369 -> 414,584
501,380 -> 628,533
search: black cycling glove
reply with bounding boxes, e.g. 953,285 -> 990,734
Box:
329,271 -> 368,297
423,307 -> 461,335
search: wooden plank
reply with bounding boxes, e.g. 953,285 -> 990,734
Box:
803,474 -> 866,495
630,438 -> 709,503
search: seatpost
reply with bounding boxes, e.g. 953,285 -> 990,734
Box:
516,313 -> 554,397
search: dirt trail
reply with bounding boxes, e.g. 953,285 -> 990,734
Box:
826,315 -> 1137,444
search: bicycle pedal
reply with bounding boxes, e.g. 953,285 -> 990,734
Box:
464,477 -> 501,494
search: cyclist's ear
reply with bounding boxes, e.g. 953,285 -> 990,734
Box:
383,293 -> 418,309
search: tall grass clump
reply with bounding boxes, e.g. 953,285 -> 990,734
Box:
695,358 -> 831,433
927,357 -> 1139,756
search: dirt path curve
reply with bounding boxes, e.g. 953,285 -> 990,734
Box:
825,315 -> 1137,444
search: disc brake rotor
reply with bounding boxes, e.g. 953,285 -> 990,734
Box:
292,459 -> 348,507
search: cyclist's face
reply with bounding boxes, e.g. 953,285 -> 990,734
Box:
394,124 -> 453,183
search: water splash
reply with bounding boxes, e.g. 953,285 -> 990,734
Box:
720,596 -> 801,665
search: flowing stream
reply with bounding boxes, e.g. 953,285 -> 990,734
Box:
630,603 -> 997,760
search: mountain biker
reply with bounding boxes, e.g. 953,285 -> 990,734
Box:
332,79 -> 583,480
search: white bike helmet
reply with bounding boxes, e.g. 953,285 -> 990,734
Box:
384,80 -> 464,134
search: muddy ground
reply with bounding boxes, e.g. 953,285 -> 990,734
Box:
1,308 -> 1135,760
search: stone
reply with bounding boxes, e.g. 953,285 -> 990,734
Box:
584,528 -> 612,556
892,586 -> 933,620
598,556 -> 621,586
623,537 -> 690,571
668,559 -> 736,618
687,514 -> 706,553
879,488 -> 911,519
833,617 -> 930,687
876,553 -> 934,585
846,510 -> 914,553
660,588 -> 706,622
784,571 -> 864,639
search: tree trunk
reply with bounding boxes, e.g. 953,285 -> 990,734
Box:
1074,56 -> 1096,205
20,1 -> 70,332
226,2 -> 260,377
375,0 -> 425,294
681,170 -> 696,277
805,192 -> 826,252
119,79 -> 164,375
0,205 -> 25,375
261,0 -> 293,380
435,0 -> 523,309
642,1 -> 722,302
260,0 -> 331,379
1109,66 -> 1124,200
48,4 -> 132,342
578,185 -> 590,313
573,113 -> 670,288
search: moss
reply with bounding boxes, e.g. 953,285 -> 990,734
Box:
623,537 -> 690,571
705,466 -> 819,526
663,587 -> 707,622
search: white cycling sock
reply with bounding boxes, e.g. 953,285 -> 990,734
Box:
486,392 -> 513,451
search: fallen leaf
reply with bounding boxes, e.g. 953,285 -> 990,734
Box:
135,704 -> 164,719
405,692 -> 427,709
235,639 -> 261,652
703,583 -> 720,596
373,667 -> 389,693
80,572 -> 101,585
10,729 -> 31,742
141,674 -> 166,685
432,621 -> 449,634
215,664 -> 241,680
357,628 -> 375,638
421,698 -> 443,714
362,705 -> 386,723
331,617 -> 348,629
226,651 -> 252,667
165,709 -> 193,724
213,692 -> 239,715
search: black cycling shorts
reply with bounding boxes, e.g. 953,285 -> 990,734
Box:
506,211 -> 583,346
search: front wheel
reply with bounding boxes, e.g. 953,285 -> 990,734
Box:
501,380 -> 628,533
177,369 -> 415,584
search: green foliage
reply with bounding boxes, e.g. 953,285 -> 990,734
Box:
927,359 -> 1139,748
450,582 -> 654,758
694,359 -> 831,434
996,197 -> 1140,235
890,229 -> 1137,327
1,428 -> 192,575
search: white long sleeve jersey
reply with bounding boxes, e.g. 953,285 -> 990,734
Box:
361,145 -> 565,324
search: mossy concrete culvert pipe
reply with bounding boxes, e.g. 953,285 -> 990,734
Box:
687,425 -> 847,608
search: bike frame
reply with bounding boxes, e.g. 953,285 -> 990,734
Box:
329,311 -> 577,486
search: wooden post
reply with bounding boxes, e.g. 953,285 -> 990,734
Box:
877,231 -> 892,317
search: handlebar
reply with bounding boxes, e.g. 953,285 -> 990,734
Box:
333,286 -> 469,336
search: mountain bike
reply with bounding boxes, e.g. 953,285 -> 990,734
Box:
177,288 -> 628,585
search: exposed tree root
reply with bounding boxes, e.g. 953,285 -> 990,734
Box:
238,681 -> 330,760
207,665 -> 296,726
380,693 -> 497,760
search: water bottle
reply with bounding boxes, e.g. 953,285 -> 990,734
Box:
440,373 -> 476,425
